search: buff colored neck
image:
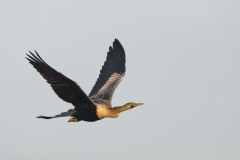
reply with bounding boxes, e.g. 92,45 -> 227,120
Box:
112,103 -> 132,114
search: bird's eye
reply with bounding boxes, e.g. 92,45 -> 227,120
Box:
130,103 -> 136,108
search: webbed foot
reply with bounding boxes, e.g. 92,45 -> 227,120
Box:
68,117 -> 78,122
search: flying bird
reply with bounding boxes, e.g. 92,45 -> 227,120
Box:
26,39 -> 143,122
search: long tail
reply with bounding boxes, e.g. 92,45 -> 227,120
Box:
37,109 -> 76,120
37,115 -> 55,119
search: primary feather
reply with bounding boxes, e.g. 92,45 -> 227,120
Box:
26,51 -> 95,110
89,39 -> 126,106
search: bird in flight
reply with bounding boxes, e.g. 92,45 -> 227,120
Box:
26,39 -> 143,122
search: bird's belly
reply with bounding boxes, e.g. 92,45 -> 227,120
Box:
82,117 -> 100,122
79,114 -> 100,122
73,109 -> 99,122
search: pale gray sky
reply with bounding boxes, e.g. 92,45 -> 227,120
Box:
0,0 -> 240,160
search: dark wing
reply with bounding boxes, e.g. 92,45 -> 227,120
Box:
26,51 -> 95,110
89,39 -> 126,105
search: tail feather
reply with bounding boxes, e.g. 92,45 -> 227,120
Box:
37,115 -> 55,119
37,109 -> 76,120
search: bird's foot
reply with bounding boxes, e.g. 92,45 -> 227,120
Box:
68,117 -> 78,122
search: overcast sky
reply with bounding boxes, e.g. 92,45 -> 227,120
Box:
0,0 -> 240,160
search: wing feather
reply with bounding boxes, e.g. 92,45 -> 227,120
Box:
26,51 -> 95,110
89,39 -> 126,105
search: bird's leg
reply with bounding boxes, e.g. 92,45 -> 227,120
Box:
68,117 -> 79,122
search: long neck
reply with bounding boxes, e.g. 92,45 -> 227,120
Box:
112,104 -> 131,114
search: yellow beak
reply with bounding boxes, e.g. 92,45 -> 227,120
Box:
133,103 -> 144,107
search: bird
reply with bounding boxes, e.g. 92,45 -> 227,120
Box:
26,39 -> 143,122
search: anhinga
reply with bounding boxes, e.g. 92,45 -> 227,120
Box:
26,39 -> 143,122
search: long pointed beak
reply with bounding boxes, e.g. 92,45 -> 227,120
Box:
134,103 -> 144,106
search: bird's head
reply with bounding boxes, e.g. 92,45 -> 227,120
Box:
127,102 -> 144,109
112,102 -> 144,115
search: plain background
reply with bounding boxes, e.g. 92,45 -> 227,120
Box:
0,0 -> 239,160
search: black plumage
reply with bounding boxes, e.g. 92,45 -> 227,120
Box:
26,39 -> 143,122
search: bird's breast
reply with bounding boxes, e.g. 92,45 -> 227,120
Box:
96,105 -> 118,119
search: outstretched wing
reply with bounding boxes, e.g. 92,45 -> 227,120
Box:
89,39 -> 126,105
26,51 -> 95,110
